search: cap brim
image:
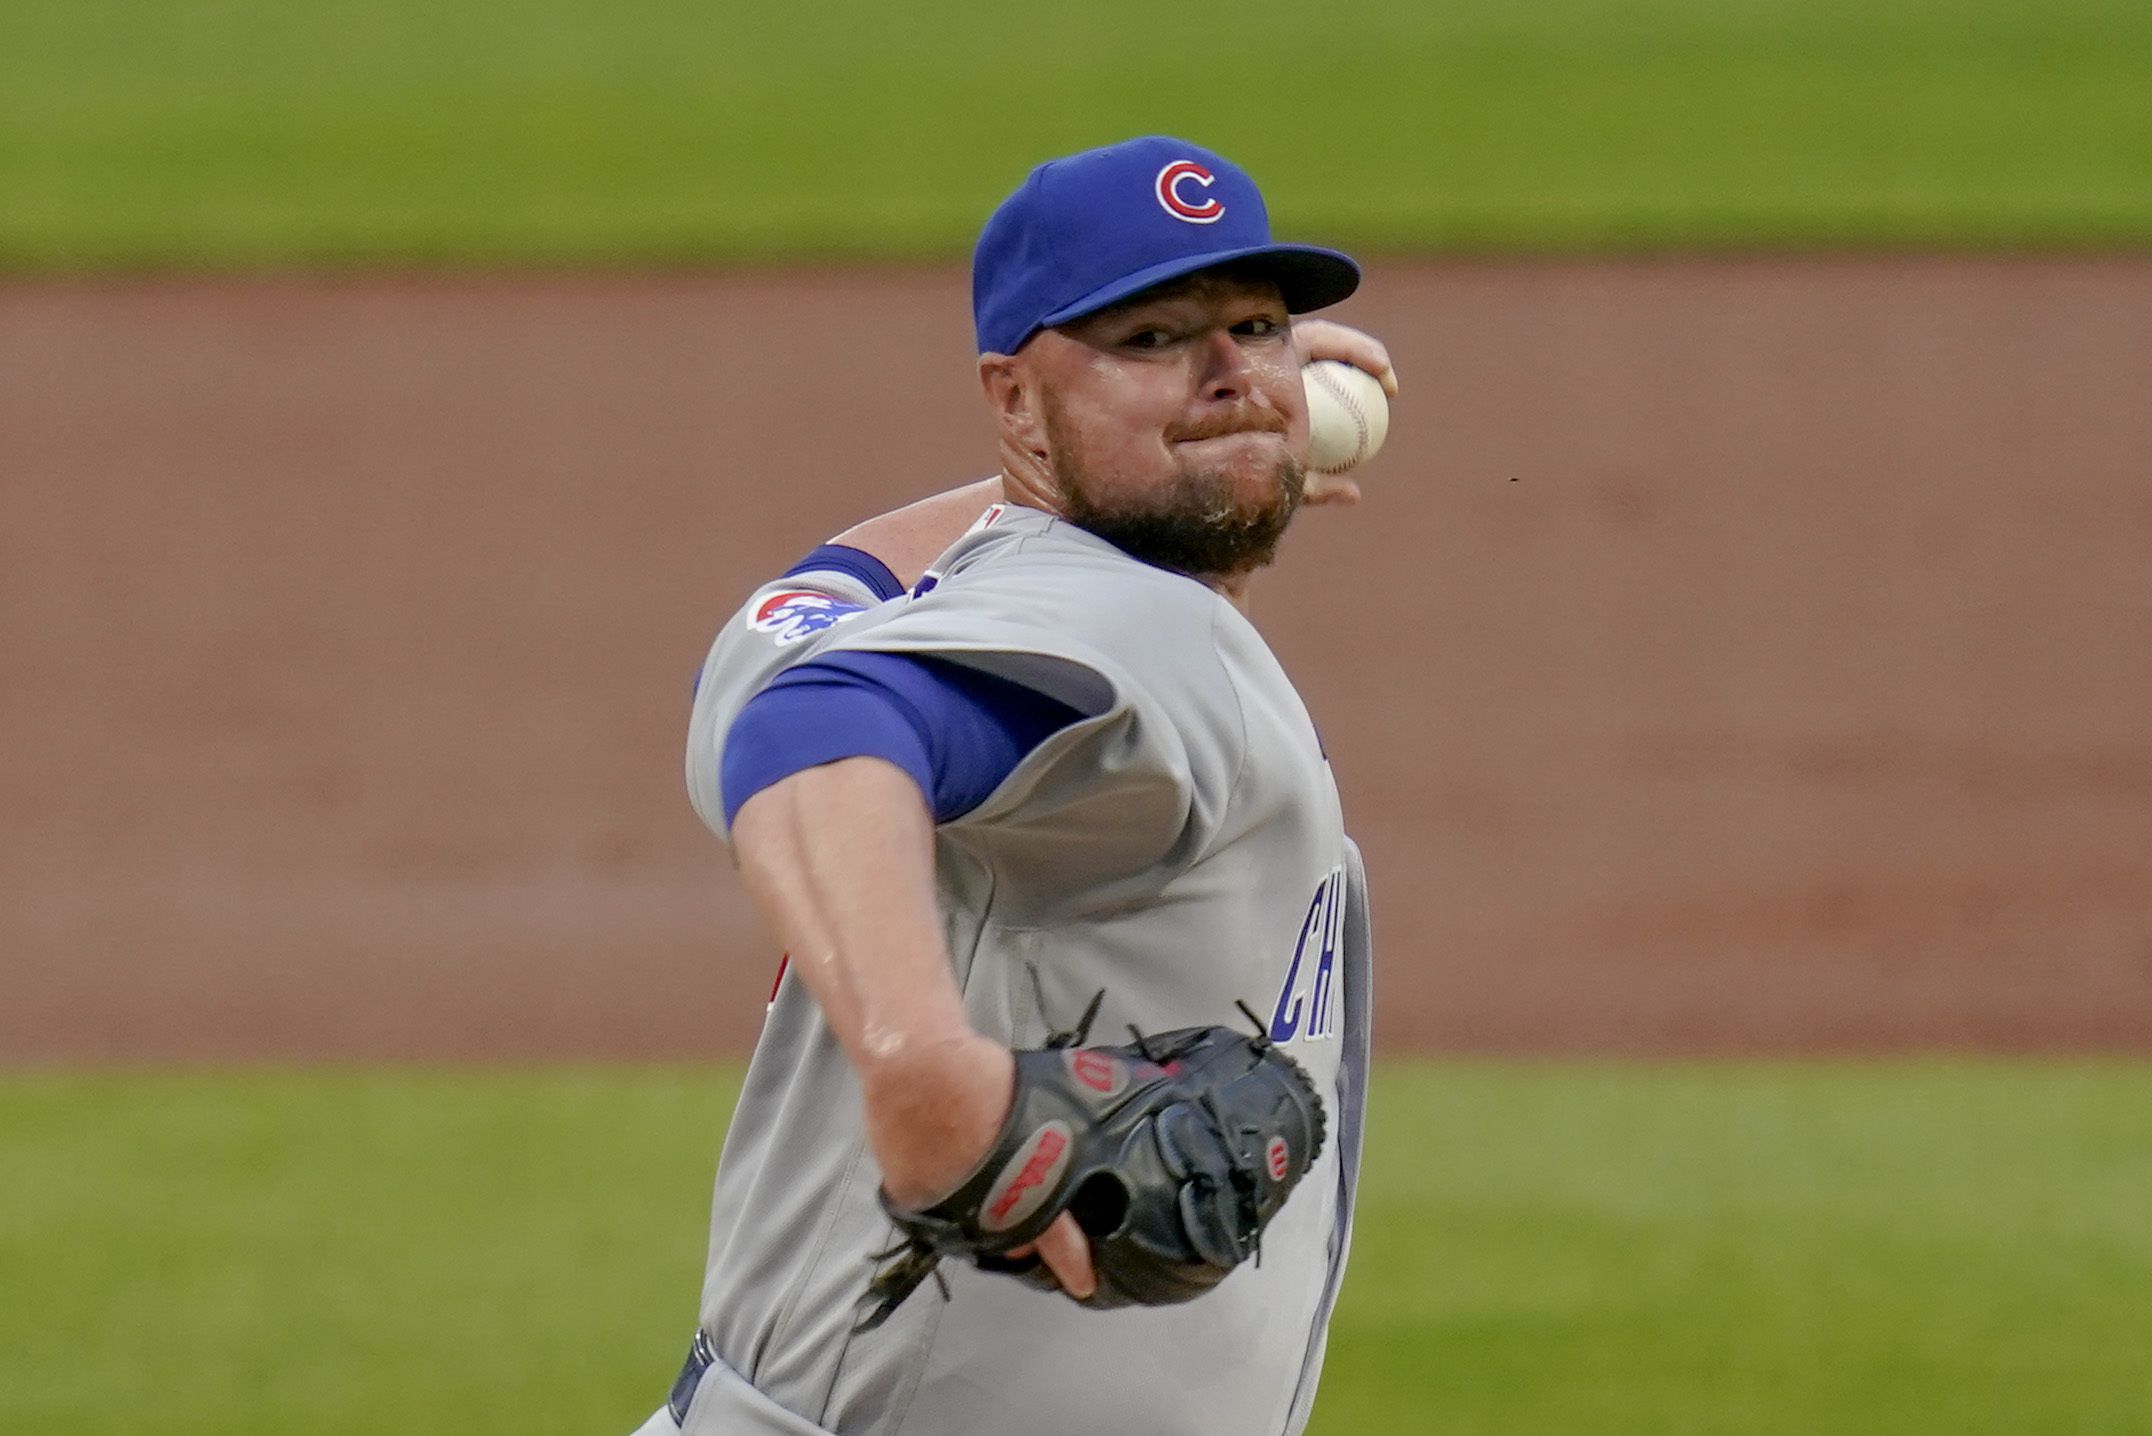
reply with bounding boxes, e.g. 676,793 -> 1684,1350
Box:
1036,243 -> 1360,336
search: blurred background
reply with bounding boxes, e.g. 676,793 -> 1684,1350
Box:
3,2 -> 2148,1432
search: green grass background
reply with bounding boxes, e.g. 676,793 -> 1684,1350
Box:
3,0 -> 2150,269
4,1064 -> 2148,1434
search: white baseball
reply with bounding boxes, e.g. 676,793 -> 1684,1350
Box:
1300,359 -> 1391,474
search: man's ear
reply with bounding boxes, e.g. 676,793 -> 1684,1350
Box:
979,353 -> 1047,460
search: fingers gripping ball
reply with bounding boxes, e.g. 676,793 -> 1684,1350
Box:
856,1023 -> 1327,1327
1302,359 -> 1391,473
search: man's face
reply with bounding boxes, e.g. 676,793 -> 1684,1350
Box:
1019,268 -> 1309,578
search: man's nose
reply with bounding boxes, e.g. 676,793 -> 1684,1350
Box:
1196,330 -> 1256,400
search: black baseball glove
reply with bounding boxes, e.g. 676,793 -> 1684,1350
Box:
854,1002 -> 1327,1330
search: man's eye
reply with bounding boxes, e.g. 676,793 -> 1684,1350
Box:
1234,316 -> 1285,338
1123,329 -> 1171,350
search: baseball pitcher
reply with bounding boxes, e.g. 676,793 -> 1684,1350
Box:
632,135 -> 1396,1436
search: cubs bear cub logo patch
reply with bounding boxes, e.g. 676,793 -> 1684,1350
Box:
751,589 -> 867,646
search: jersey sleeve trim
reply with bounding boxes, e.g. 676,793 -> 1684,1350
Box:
719,671 -> 934,827
781,543 -> 905,603
718,650 -> 1085,828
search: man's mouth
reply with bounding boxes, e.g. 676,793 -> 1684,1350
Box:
1174,425 -> 1286,445
1170,409 -> 1290,444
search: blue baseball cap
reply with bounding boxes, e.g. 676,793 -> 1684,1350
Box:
972,136 -> 1361,356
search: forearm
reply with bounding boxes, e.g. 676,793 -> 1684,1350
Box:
730,755 -> 1008,1202
829,477 -> 1004,589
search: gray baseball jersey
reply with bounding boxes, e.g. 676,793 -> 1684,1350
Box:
657,503 -> 1372,1436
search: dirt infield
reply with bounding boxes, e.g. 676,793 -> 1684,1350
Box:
4,260 -> 2149,1062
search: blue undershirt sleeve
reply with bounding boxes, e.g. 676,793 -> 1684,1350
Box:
719,650 -> 1084,828
780,543 -> 905,602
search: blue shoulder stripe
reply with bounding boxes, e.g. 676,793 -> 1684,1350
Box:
781,543 -> 905,603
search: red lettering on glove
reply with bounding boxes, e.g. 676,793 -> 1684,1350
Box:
987,1128 -> 1069,1226
1071,1051 -> 1119,1091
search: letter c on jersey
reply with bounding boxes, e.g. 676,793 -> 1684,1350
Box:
1155,161 -> 1224,224
1269,868 -> 1345,1043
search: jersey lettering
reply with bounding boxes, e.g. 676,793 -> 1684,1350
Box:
1268,867 -> 1344,1043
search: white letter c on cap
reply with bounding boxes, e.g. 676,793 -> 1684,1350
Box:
1155,161 -> 1224,224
